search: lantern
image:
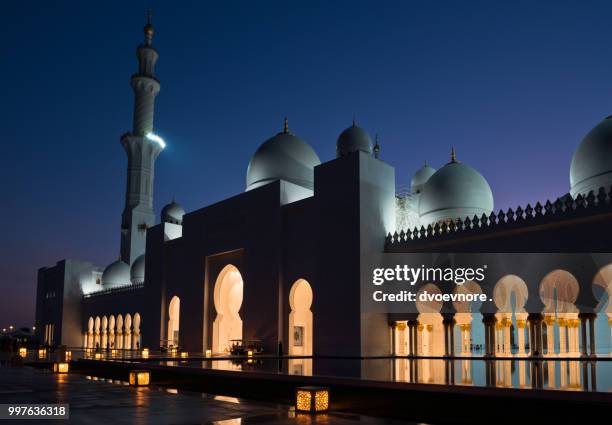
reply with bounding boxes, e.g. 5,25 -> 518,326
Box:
142,348 -> 149,358
111,349 -> 118,356
94,352 -> 102,360
129,370 -> 150,386
205,349 -> 212,358
65,351 -> 72,360
169,347 -> 177,356
53,362 -> 69,373
295,386 -> 329,413
180,351 -> 188,358
247,350 -> 254,357
38,349 -> 46,359
19,348 -> 27,357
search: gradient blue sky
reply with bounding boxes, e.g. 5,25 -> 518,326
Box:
2,0 -> 611,327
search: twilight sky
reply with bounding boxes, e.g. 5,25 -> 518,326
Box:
2,0 -> 612,327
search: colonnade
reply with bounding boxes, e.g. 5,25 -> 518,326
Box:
84,313 -> 142,350
393,311 -> 605,358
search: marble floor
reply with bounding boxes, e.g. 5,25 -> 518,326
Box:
0,367 -> 420,424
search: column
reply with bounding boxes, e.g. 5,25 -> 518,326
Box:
579,314 -> 588,357
396,322 -> 407,356
503,319 -> 512,356
588,314 -> 596,357
516,320 -> 526,356
544,315 -> 555,356
557,318 -> 567,355
417,324 -> 424,356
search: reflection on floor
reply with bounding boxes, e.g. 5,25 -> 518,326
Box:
0,367 -> 421,425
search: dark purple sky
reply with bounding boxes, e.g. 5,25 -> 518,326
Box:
2,0 -> 611,327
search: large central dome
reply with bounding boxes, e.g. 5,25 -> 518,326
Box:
419,152 -> 493,227
246,119 -> 320,191
570,116 -> 612,197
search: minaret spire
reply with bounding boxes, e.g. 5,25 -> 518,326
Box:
283,117 -> 289,133
450,146 -> 457,163
118,13 -> 164,264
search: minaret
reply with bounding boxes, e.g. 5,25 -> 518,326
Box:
119,13 -> 164,264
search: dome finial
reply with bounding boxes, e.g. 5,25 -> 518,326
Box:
424,160 -> 428,167
450,146 -> 457,163
283,117 -> 289,134
373,133 -> 380,159
352,114 -> 356,127
144,10 -> 154,45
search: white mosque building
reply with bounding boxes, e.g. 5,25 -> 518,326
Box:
36,18 -> 612,379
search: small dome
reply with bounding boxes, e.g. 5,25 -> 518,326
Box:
102,259 -> 130,288
411,163 -> 437,194
162,201 -> 185,225
246,119 -> 321,191
130,255 -> 145,284
419,153 -> 493,227
570,116 -> 612,198
337,122 -> 372,157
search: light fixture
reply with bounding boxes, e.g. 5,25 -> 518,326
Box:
129,370 -> 150,386
19,348 -> 27,357
146,132 -> 166,149
65,351 -> 72,360
38,349 -> 46,359
142,348 -> 149,358
180,351 -> 188,358
295,386 -> 329,413
247,350 -> 254,357
111,349 -> 118,356
205,349 -> 212,358
169,347 -> 177,356
53,362 -> 69,373
94,352 -> 102,360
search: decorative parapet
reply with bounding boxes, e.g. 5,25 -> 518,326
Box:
83,282 -> 144,299
386,186 -> 612,248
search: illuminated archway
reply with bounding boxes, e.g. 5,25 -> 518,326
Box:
101,316 -> 108,349
593,264 -> 612,355
539,269 -> 580,356
493,275 -> 528,356
212,264 -> 244,354
116,315 -> 123,350
168,296 -> 180,347
288,279 -> 313,356
86,317 -> 94,348
416,283 -> 444,357
132,313 -> 141,350
453,281 -> 483,356
124,314 -> 132,350
94,316 -> 101,349
108,315 -> 116,349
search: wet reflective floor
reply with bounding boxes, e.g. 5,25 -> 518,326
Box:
0,367 -> 421,424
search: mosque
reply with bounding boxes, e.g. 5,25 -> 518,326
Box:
35,18 -> 612,375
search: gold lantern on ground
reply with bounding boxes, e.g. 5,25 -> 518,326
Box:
205,349 -> 212,358
19,348 -> 27,357
129,370 -> 150,386
142,348 -> 149,358
295,386 -> 329,413
53,362 -> 69,373
38,349 -> 46,359
180,351 -> 188,358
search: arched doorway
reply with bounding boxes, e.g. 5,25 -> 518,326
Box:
168,296 -> 180,348
288,279 -> 313,356
212,264 -> 244,354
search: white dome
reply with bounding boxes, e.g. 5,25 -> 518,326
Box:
162,201 -> 184,224
419,156 -> 493,227
246,121 -> 320,191
102,259 -> 130,288
570,116 -> 612,198
411,163 -> 436,194
130,254 -> 145,284
337,122 -> 372,157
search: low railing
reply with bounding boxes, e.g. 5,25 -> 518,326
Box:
83,282 -> 145,299
386,185 -> 612,247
